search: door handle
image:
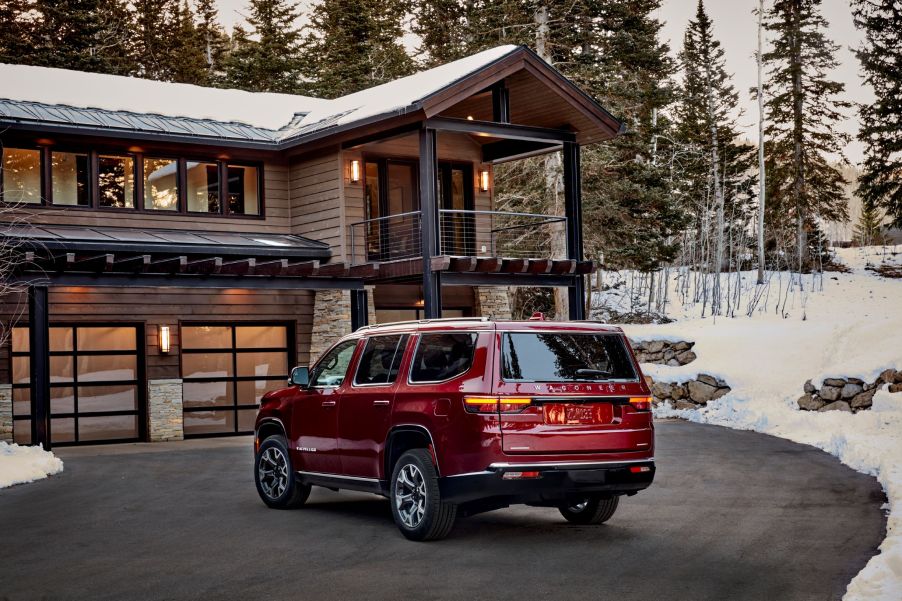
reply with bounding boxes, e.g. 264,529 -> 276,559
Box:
373,400 -> 391,407
321,400 -> 336,407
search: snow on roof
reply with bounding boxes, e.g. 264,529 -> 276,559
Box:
0,45 -> 520,135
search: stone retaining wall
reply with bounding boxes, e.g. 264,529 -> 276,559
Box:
0,384 -> 12,443
798,368 -> 902,413
148,379 -> 184,441
629,339 -> 697,366
646,374 -> 731,409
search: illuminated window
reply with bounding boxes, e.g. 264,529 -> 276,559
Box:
1,147 -> 41,204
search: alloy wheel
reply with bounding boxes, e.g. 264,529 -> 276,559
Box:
568,499 -> 589,513
394,463 -> 427,528
258,447 -> 289,500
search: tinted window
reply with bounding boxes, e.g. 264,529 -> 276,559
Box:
310,340 -> 358,387
501,333 -> 636,382
410,333 -> 477,383
354,334 -> 409,385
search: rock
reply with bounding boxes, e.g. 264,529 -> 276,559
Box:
711,387 -> 731,401
848,377 -> 864,385
697,374 -> 719,387
819,385 -> 842,401
673,341 -> 692,351
652,381 -> 674,399
823,378 -> 846,387
672,400 -> 696,410
676,350 -> 697,365
646,340 -> 665,353
671,385 -> 687,400
803,380 -> 816,394
648,351 -> 664,362
663,348 -> 676,361
889,383 -> 902,394
798,394 -> 825,411
666,359 -> 681,367
687,379 -> 718,404
818,400 -> 852,413
850,388 -> 878,409
644,375 -> 655,388
878,369 -> 897,384
840,383 -> 864,399
896,371 -> 902,384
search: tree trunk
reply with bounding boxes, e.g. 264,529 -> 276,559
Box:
708,76 -> 725,315
789,0 -> 806,282
756,0 -> 766,284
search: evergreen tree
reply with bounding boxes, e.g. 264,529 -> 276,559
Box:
221,0 -> 304,93
301,0 -> 414,98
132,0 -> 179,79
28,0 -> 133,74
852,200 -> 888,247
411,0 -> 474,67
195,0 -> 230,85
763,0 -> 850,272
852,0 -> 902,228
0,0 -> 30,64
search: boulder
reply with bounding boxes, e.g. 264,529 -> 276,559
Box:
687,379 -> 718,404
697,374 -> 719,387
823,378 -> 847,387
666,359 -> 681,367
663,348 -> 676,361
820,385 -> 842,401
818,400 -> 852,413
896,371 -> 902,384
644,375 -> 655,388
671,385 -> 687,400
850,388 -> 878,409
878,369 -> 897,384
676,350 -> 697,364
889,383 -> 902,394
803,380 -> 816,394
647,351 -> 664,362
672,400 -> 696,410
646,340 -> 665,353
711,387 -> 731,401
840,383 -> 864,399
848,377 -> 864,385
673,341 -> 693,351
798,394 -> 825,411
652,381 -> 674,400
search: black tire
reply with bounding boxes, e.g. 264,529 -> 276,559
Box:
558,495 -> 619,525
254,435 -> 310,509
390,449 -> 457,541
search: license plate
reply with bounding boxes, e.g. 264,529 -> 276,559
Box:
544,403 -> 613,425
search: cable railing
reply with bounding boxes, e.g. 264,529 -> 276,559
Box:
348,209 -> 567,265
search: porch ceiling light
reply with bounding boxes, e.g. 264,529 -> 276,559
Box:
479,169 -> 490,192
349,159 -> 361,183
159,325 -> 171,354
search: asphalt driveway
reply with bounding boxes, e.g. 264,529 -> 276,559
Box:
0,421 -> 886,601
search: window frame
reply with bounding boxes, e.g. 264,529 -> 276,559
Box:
407,331 -> 479,385
0,145 -> 45,206
180,321 -> 295,438
351,333 -> 411,388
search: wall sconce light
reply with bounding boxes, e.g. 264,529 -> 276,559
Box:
159,325 -> 171,354
479,169 -> 490,192
349,159 -> 361,183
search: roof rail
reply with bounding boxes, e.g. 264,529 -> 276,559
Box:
355,316 -> 491,331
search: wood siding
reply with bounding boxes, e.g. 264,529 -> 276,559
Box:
0,287 -> 314,385
289,149 -> 345,261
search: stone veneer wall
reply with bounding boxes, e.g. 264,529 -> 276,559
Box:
798,368 -> 902,413
309,288 -> 376,362
148,379 -> 184,442
0,384 -> 12,443
474,287 -> 512,319
628,340 -> 697,366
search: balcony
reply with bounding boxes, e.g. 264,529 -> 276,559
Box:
348,209 -> 567,265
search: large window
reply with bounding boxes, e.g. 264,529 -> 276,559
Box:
51,151 -> 91,206
353,335 -> 409,386
186,161 -> 220,213
143,157 -> 179,210
1,147 -> 41,204
501,333 -> 637,383
98,154 -> 135,208
181,323 -> 292,437
11,325 -> 143,445
409,333 -> 477,383
226,164 -> 260,215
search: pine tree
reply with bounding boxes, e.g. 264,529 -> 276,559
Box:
132,0 -> 179,80
763,0 -> 850,273
166,0 -> 208,84
195,0 -> 230,85
0,0 -> 30,64
852,0 -> 902,228
411,0 -> 474,67
852,200 -> 888,247
301,0 -> 414,98
221,0 -> 304,93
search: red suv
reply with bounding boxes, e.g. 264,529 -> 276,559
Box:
253,316 -> 655,541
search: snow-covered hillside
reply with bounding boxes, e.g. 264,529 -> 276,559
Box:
615,245 -> 901,601
0,442 -> 63,489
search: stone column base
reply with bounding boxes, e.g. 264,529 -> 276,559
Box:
474,287 -> 512,319
0,384 -> 12,443
148,379 -> 183,442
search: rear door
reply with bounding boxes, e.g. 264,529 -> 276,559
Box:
494,331 -> 652,454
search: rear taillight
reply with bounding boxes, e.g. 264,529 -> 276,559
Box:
464,396 -> 531,414
629,396 -> 653,412
630,466 -> 652,473
502,471 -> 542,480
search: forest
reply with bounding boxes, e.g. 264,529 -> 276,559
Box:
1,0 -> 900,320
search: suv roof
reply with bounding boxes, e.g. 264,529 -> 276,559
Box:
354,317 -> 624,336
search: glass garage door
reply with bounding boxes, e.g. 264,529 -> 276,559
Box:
180,323 -> 292,437
11,325 -> 144,445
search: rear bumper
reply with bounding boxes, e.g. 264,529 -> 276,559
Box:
438,459 -> 655,504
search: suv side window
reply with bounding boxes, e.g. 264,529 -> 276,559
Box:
409,332 -> 477,383
353,334 -> 409,386
310,340 -> 358,388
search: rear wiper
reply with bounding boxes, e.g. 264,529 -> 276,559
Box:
575,368 -> 612,378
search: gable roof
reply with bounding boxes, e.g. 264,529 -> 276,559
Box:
0,46 -> 620,149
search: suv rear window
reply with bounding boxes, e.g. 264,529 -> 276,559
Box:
501,333 -> 637,382
410,333 -> 477,382
354,334 -> 409,385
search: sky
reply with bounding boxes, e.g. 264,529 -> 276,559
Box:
215,0 -> 870,163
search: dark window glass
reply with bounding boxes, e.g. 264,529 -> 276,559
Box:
226,165 -> 259,215
310,340 -> 358,387
98,155 -> 135,208
354,334 -> 409,385
501,333 -> 637,382
410,333 -> 476,383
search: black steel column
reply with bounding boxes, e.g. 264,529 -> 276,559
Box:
350,288 -> 369,331
419,127 -> 442,319
563,141 -> 586,320
28,285 -> 51,450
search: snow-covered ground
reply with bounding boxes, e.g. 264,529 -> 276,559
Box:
0,442 -> 64,489
610,245 -> 901,601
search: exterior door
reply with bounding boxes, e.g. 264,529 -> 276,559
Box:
438,163 -> 475,256
291,339 -> 359,474
339,334 -> 410,479
364,158 -> 419,261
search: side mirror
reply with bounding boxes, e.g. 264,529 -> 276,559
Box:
289,366 -> 310,387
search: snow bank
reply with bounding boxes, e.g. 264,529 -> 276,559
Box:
620,247 -> 902,601
0,442 -> 64,489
